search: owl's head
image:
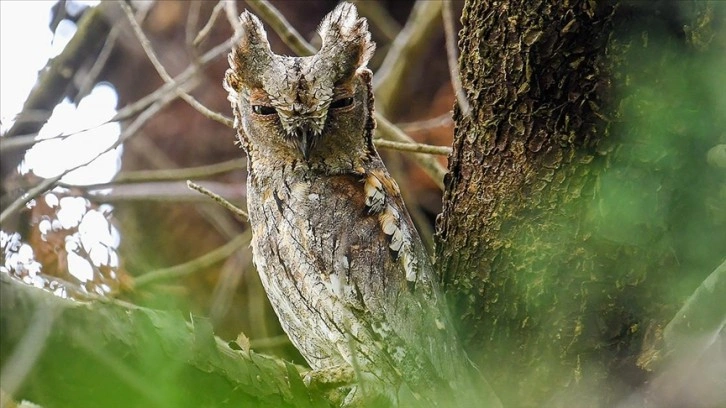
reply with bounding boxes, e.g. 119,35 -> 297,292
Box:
224,3 -> 376,166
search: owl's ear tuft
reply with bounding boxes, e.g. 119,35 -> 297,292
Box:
318,2 -> 375,78
227,11 -> 273,88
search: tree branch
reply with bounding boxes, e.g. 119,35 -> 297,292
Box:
442,0 -> 471,116
0,274 -> 330,407
1,2 -> 114,182
0,87 -> 178,225
374,139 -> 452,156
372,0 -> 443,116
119,1 -> 233,128
133,233 -> 249,289
663,259 -> 726,359
375,114 -> 447,189
68,159 -> 246,189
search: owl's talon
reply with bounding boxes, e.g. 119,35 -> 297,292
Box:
303,364 -> 356,391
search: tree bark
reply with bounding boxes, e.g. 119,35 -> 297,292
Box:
436,0 -> 724,406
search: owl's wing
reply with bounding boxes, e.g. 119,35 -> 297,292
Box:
358,163 -> 463,383
298,159 -> 465,393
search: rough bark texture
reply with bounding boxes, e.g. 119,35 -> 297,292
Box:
436,0 -> 724,406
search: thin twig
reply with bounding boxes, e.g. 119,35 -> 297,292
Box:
442,0 -> 471,116
372,0 -> 443,115
185,0 -> 202,55
119,1 -> 234,128
0,176 -> 62,224
0,304 -> 59,399
62,181 -> 242,204
374,139 -> 452,156
375,113 -> 447,189
2,2 -> 113,139
0,127 -> 99,152
0,84 -> 179,224
188,180 -> 248,220
1,2 -> 115,188
223,0 -> 242,33
4,32 -> 240,155
1,44 -> 228,155
397,112 -> 454,132
133,234 -> 249,289
243,0 -> 316,56
75,14 -> 128,104
351,0 -> 401,42
194,0 -> 226,46
112,35 -> 238,125
67,158 -> 246,189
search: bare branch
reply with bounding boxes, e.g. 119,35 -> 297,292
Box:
442,0 -> 471,116
0,84 -> 179,224
1,2 -> 115,192
0,176 -> 63,224
186,0 -> 202,51
1,3 -> 113,139
2,28 -> 241,157
133,233 -> 249,289
372,0 -> 443,115
223,0 -> 242,33
65,181 -> 242,205
112,35 -> 237,124
374,139 -> 452,156
194,1 -> 226,46
119,1 -> 234,128
74,159 -> 246,189
187,180 -> 249,221
351,0 -> 401,42
397,112 -> 454,132
375,114 -> 447,189
75,14 -> 130,104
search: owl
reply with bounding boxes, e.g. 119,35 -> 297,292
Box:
224,3 -> 491,407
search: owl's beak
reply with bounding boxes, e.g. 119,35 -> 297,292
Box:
293,125 -> 315,159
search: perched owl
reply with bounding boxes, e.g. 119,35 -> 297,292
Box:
224,3 -> 494,407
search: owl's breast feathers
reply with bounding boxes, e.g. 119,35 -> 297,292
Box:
247,158 -> 456,388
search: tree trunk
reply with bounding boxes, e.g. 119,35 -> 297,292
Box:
436,0 -> 725,406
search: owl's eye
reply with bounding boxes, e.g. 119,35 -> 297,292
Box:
329,97 -> 354,109
252,105 -> 276,115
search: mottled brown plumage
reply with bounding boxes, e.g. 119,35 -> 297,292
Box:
224,3 -> 495,406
